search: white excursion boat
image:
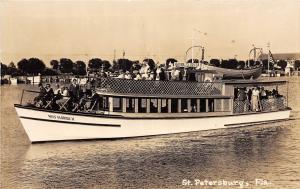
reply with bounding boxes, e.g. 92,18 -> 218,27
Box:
15,76 -> 291,143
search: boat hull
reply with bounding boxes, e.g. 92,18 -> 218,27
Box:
14,105 -> 291,143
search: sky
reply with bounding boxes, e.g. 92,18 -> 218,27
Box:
0,0 -> 299,65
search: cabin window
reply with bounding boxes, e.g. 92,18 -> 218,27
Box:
208,99 -> 214,112
150,99 -> 158,113
171,99 -> 178,113
139,98 -> 147,113
191,99 -> 197,112
113,97 -> 122,112
200,98 -> 206,112
101,96 -> 109,111
181,99 -> 188,112
126,98 -> 135,113
161,99 -> 168,113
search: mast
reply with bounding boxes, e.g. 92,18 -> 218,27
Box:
267,42 -> 270,74
201,47 -> 205,62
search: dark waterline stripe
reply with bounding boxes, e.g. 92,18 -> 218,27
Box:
20,116 -> 121,127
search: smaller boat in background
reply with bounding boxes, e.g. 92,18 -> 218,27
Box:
200,63 -> 262,79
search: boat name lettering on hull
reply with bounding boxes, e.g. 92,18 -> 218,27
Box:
48,114 -> 74,121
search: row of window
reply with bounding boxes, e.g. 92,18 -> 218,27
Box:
99,97 -> 230,113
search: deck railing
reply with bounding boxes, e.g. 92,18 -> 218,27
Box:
233,97 -> 286,113
96,78 -> 223,97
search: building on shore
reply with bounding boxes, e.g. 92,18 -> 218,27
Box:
258,52 -> 300,76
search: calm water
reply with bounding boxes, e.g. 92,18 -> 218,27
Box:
1,77 -> 300,189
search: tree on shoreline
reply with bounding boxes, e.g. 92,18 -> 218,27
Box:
17,58 -> 45,75
210,59 -> 220,67
28,58 -> 46,75
1,63 -> 7,77
73,60 -> 86,75
59,58 -> 73,73
88,58 -> 102,70
117,59 -> 133,72
50,60 -> 60,70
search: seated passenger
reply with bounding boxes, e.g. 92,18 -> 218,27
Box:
159,68 -> 166,81
125,71 -> 132,79
44,83 -> 54,101
86,89 -> 101,110
53,84 -> 62,100
62,87 -> 69,98
149,72 -> 155,80
99,71 -> 107,78
134,73 -> 142,80
117,71 -> 125,79
34,83 -> 47,107
69,79 -> 80,102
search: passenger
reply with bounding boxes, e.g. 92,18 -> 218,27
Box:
134,73 -> 142,80
237,88 -> 247,112
51,84 -> 62,109
53,84 -> 62,100
34,83 -> 47,107
86,89 -> 100,110
99,71 -> 107,78
54,84 -> 61,95
156,67 -> 162,80
62,87 -> 69,99
260,87 -> 267,99
171,69 -> 181,80
140,63 -> 150,75
69,79 -> 80,102
272,89 -> 279,97
117,71 -> 125,79
246,88 -> 252,111
44,83 -> 54,101
171,69 -> 177,80
38,83 -> 47,97
149,72 -> 155,80
247,88 -> 252,102
125,71 -> 132,79
159,67 -> 166,81
80,84 -> 87,99
251,87 -> 260,111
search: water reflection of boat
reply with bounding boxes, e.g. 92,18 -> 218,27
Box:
201,64 -> 263,79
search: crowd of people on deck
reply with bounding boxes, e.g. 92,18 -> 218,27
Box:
114,63 -> 185,81
33,79 -> 101,112
42,62 -> 199,84
234,86 -> 282,112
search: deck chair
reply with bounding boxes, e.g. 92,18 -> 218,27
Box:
72,102 -> 80,112
44,96 -> 56,109
57,97 -> 71,111
85,100 -> 98,112
44,100 -> 53,109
